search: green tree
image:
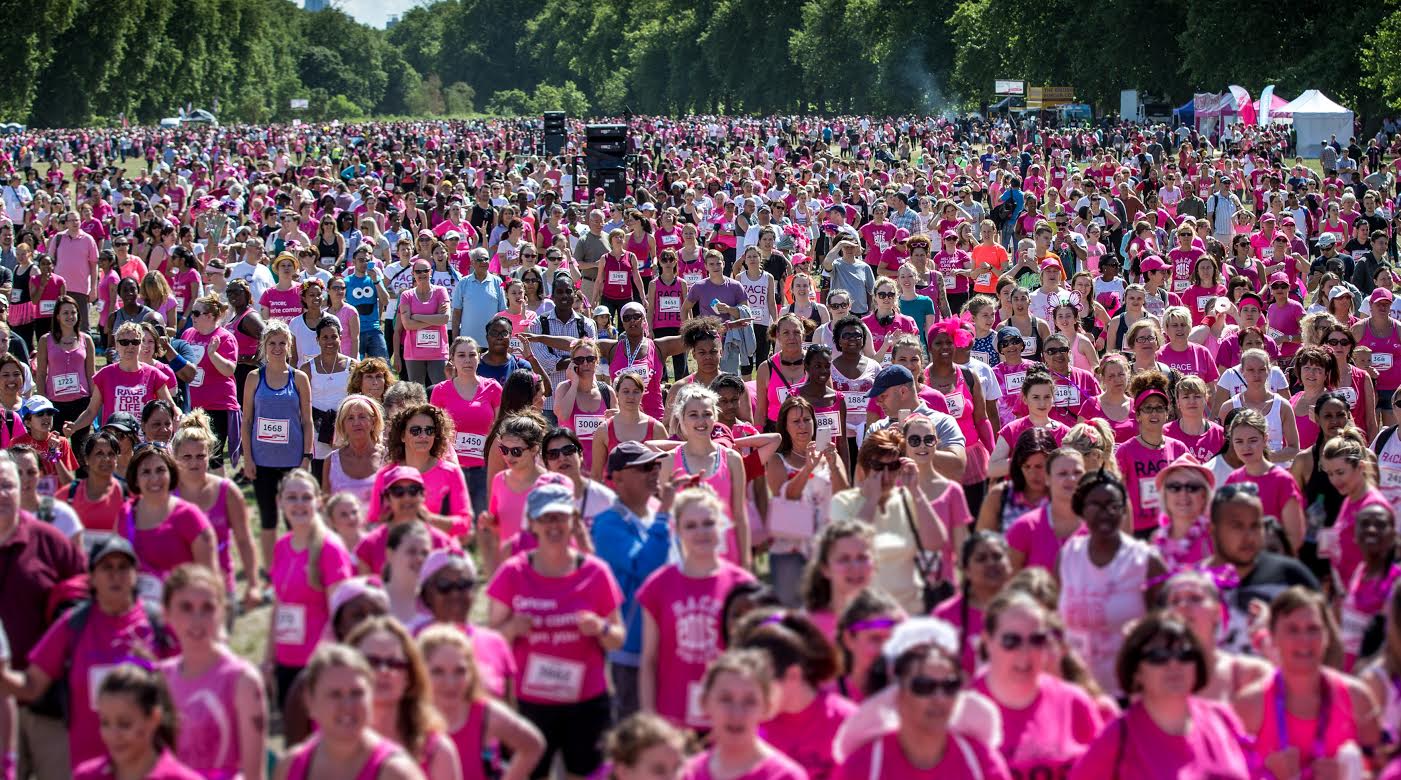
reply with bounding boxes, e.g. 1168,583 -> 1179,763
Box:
485,89 -> 531,116
444,82 -> 477,115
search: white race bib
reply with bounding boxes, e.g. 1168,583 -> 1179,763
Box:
942,273 -> 956,290
1054,383 -> 1080,407
255,417 -> 290,445
274,603 -> 307,645
1337,386 -> 1358,406
1139,479 -> 1161,512
971,350 -> 993,364
509,337 -> 523,354
659,295 -> 681,313
172,294 -> 185,313
608,270 -> 627,286
815,410 -> 841,433
522,653 -> 586,702
38,299 -> 55,315
686,680 -> 709,727
414,328 -> 442,350
1379,467 -> 1401,488
1005,371 -> 1027,393
1373,352 -> 1394,371
51,372 -> 80,396
775,387 -> 790,407
186,346 -> 206,388
975,272 -> 991,287
1266,327 -> 1286,342
684,272 -> 703,287
455,432 -> 485,460
88,663 -> 119,711
842,390 -> 867,412
945,393 -> 965,418
573,414 -> 605,440
1021,335 -> 1037,357
1173,279 -> 1190,293
7,288 -> 18,303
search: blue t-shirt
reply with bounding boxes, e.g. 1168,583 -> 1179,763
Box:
344,271 -> 381,332
476,354 -> 531,385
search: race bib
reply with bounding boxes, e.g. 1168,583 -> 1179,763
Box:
274,603 -> 307,645
1005,371 -> 1027,393
942,273 -> 956,290
1054,383 -> 1080,407
1174,279 -> 1190,293
775,387 -> 790,407
971,350 -> 993,364
455,432 -> 485,460
190,367 -> 206,388
255,417 -> 290,445
414,328 -> 442,350
88,664 -> 119,711
36,474 -> 56,497
186,346 -> 206,388
659,295 -> 681,314
172,294 -> 185,313
573,414 -> 605,440
1337,386 -> 1358,407
1316,527 -> 1342,561
523,653 -> 586,702
1197,296 -> 1209,312
320,256 -> 336,268
815,410 -> 841,433
1266,327 -> 1286,342
1380,467 -> 1401,488
686,681 -> 709,727
1139,480 -> 1161,512
1021,335 -> 1037,357
38,299 -> 55,315
113,385 -> 145,415
975,272 -> 991,288
136,573 -> 164,605
51,372 -> 80,396
684,272 -> 703,287
1373,352 -> 1394,371
842,390 -> 867,413
945,393 -> 965,418
7,288 -> 18,303
608,271 -> 627,287
509,337 -> 523,354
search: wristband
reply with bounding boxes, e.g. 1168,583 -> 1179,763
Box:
166,354 -> 189,373
303,452 -> 313,460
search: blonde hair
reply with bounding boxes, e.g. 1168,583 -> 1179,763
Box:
259,319 -> 293,363
333,394 -> 385,448
171,409 -> 217,456
672,487 -> 727,526
417,625 -> 484,703
1063,420 -> 1119,478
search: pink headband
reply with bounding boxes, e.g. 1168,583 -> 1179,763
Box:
847,617 -> 899,633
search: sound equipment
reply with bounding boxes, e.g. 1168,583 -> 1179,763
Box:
543,111 -> 566,155
584,123 -> 629,202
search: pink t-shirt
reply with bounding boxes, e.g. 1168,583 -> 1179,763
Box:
1115,435 -> 1190,532
180,326 -> 240,411
1157,343 -> 1221,383
128,497 -> 212,585
973,674 -> 1104,779
487,472 -> 532,549
761,691 -> 856,780
861,312 -> 918,353
1069,699 -> 1250,780
1225,466 -> 1303,532
92,363 -> 168,421
353,519 -> 459,576
1324,486 -> 1392,585
166,268 -> 201,313
74,750 -> 202,780
431,379 -> 502,469
484,552 -> 623,704
838,731 -> 1011,780
411,621 -> 518,700
932,593 -> 983,675
270,533 -> 354,666
1164,419 -> 1226,463
636,561 -> 756,727
683,748 -> 810,780
29,603 -> 169,766
399,287 -> 451,361
363,460 -> 471,532
259,286 -> 302,321
1006,504 -> 1085,573
996,417 -> 1070,451
49,230 -> 99,296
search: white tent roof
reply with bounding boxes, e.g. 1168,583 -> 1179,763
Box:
1281,89 -> 1350,115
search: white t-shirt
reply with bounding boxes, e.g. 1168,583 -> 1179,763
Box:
1217,365 -> 1289,398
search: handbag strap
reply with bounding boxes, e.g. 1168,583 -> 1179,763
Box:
899,487 -> 937,584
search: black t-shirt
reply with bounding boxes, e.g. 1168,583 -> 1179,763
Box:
469,204 -> 496,239
1219,552 -> 1320,655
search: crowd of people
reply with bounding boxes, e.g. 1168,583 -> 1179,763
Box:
1,112 -> 1401,778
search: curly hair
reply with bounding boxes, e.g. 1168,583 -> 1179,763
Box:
386,403 -> 453,463
347,357 -> 396,396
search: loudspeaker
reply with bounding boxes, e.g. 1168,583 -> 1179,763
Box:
585,123 -> 628,160
590,165 -> 627,203
543,111 -> 566,154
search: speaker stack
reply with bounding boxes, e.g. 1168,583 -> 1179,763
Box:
585,123 -> 629,202
543,111 -> 567,155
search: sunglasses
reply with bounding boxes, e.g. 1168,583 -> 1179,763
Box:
1043,347 -> 1070,356
868,459 -> 902,472
521,253 -> 538,259
116,339 -> 140,347
433,578 -> 476,594
1325,338 -> 1352,347
1163,482 -> 1207,494
386,484 -> 424,498
905,434 -> 939,448
876,291 -> 897,299
544,444 -> 580,461
905,675 -> 962,697
621,313 -> 644,323
408,425 -> 437,437
572,355 -> 598,366
997,631 -> 1052,651
1142,644 -> 1201,666
830,300 -> 851,308
362,654 -> 411,672
191,309 -> 212,317
498,444 -> 530,458
414,269 -> 431,275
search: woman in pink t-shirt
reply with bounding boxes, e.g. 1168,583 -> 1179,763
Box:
1224,409 -> 1305,552
430,337 -> 501,516
73,665 -> 203,780
1069,614 -> 1252,780
988,368 -> 1070,480
482,414 -> 547,569
1006,448 -> 1086,572
1321,434 -> 1393,586
181,293 -> 242,462
485,478 -> 623,779
974,592 -> 1104,778
28,251 -> 66,341
419,625 -> 545,780
64,321 -> 176,435
258,253 -> 302,322
800,521 -> 876,643
266,469 -> 355,716
1151,454 -> 1215,569
734,611 -> 855,780
1114,375 -> 1190,536
681,650 -> 810,780
125,444 -> 217,603
933,531 -> 1012,675
639,488 -> 756,729
397,259 -> 451,386
159,564 -> 266,780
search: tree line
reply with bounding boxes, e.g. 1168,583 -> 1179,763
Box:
4,0 -> 1400,128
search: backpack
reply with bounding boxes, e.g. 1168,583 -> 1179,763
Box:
30,598 -> 171,720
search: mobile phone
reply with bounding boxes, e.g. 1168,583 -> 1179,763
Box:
817,427 -> 833,448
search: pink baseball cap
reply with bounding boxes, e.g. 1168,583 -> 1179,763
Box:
382,465 -> 424,488
1140,256 -> 1167,273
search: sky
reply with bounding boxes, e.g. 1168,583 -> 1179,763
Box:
333,0 -> 425,28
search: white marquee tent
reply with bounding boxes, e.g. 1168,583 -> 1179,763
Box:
1281,90 -> 1354,158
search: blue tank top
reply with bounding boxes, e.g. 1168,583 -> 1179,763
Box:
250,366 -> 304,468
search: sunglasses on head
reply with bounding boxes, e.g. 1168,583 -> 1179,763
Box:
998,631 -> 1052,651
905,674 -> 962,697
544,443 -> 580,461
386,483 -> 423,498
